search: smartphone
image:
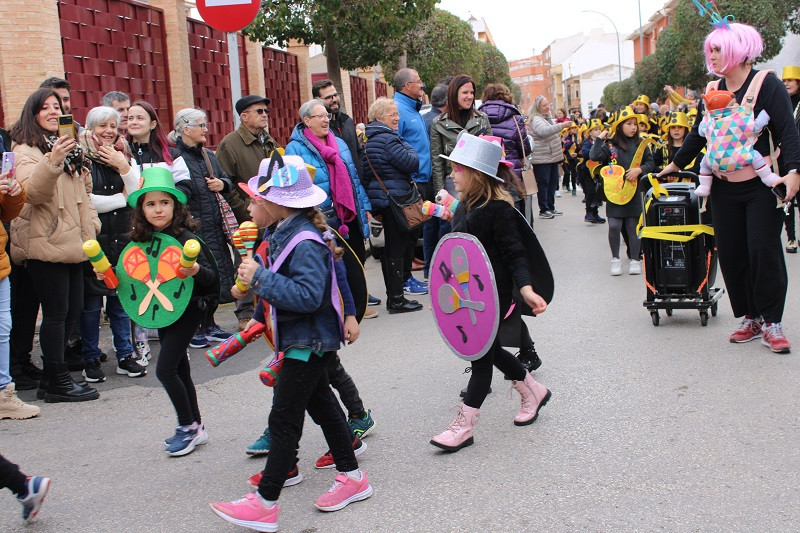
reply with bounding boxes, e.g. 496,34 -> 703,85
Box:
1,152 -> 13,180
772,183 -> 787,202
57,115 -> 75,139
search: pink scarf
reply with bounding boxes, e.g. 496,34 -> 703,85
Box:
303,127 -> 357,227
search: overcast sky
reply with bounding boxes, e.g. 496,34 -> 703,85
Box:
438,0 -> 668,61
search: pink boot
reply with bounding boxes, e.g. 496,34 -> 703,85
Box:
511,373 -> 551,426
430,403 -> 479,452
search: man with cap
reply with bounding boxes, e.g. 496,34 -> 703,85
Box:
216,95 -> 278,330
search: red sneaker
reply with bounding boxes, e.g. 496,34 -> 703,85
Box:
314,472 -> 373,512
247,466 -> 303,489
315,437 -> 367,469
729,316 -> 762,343
761,322 -> 792,353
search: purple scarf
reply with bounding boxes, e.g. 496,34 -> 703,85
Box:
303,127 -> 356,226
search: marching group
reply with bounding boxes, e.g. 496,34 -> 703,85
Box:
0,17 -> 799,533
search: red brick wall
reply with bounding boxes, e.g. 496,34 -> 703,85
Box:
375,80 -> 387,99
57,0 -> 170,126
263,47 -> 300,146
349,75 -> 368,125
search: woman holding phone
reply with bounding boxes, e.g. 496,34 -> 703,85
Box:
8,88 -> 100,402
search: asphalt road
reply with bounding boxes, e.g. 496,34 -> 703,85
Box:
2,190 -> 800,532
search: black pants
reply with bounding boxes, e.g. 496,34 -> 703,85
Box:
0,453 -> 27,496
9,262 -> 40,376
464,338 -> 527,409
344,218 -> 367,264
156,305 -> 203,426
328,353 -> 364,418
562,160 -> 577,189
608,217 -> 640,260
578,168 -> 600,213
711,178 -> 787,323
258,351 -> 357,501
26,261 -> 83,366
785,198 -> 797,241
379,207 -> 415,297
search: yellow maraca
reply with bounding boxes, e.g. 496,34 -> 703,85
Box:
83,240 -> 119,289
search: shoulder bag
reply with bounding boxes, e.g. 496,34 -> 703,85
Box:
514,118 -> 538,195
364,152 -> 430,232
201,148 -> 239,245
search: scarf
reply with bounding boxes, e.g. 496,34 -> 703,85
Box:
302,127 -> 356,230
45,135 -> 89,177
78,129 -> 131,165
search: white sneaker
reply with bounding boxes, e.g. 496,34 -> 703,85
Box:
555,190 -> 562,198
629,260 -> 642,275
610,258 -> 622,276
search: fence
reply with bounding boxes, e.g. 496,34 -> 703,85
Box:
263,47 -> 300,146
349,75 -> 368,125
57,0 -> 171,126
375,80 -> 387,99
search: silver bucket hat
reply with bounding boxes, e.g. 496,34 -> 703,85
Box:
439,131 -> 504,182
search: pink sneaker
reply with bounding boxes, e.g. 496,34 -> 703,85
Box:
729,316 -> 762,343
314,472 -> 373,512
762,322 -> 792,353
210,493 -> 279,532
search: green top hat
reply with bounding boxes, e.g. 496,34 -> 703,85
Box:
127,167 -> 187,208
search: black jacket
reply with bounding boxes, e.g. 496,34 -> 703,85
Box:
171,137 -> 235,303
330,111 -> 366,186
362,121 -> 419,210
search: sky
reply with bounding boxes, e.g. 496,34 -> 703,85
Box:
437,0 -> 668,61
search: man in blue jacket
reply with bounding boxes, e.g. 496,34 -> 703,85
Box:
393,68 -> 429,294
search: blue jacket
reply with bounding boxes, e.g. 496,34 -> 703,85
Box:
394,92 -> 431,183
251,213 -> 342,353
362,121 -> 419,211
285,124 -> 371,239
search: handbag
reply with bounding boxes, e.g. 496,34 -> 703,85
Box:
364,152 -> 430,232
514,118 -> 538,195
201,148 -> 239,244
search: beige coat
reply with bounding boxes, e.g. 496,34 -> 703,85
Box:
10,143 -> 98,264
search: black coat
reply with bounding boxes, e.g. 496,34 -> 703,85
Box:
330,111 -> 366,186
362,121 -> 419,211
171,137 -> 235,303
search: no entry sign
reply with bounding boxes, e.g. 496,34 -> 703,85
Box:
197,0 -> 260,33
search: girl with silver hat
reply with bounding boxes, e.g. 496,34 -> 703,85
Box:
430,132 -> 551,453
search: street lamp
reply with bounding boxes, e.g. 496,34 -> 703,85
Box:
581,10 -> 622,83
637,0 -> 644,63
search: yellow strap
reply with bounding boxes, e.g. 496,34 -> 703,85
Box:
638,224 -> 715,242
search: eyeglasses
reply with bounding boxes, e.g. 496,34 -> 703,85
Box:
321,93 -> 339,101
188,123 -> 208,129
407,80 -> 426,88
247,108 -> 269,115
308,113 -> 330,120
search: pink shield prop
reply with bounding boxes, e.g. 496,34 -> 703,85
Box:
430,233 -> 499,361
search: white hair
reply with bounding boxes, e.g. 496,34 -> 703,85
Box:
169,108 -> 206,142
84,106 -> 120,129
299,99 -> 326,120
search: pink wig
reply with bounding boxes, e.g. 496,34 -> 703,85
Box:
704,22 -> 764,76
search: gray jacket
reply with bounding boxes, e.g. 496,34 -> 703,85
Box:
527,113 -> 564,165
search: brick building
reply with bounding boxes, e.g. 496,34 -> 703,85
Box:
509,53 -> 552,114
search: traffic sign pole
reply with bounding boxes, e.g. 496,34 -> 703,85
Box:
228,32 -> 242,128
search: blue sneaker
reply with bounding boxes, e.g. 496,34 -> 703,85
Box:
166,423 -> 208,456
403,277 -> 428,295
348,409 -> 376,439
204,324 -> 234,343
18,476 -> 50,522
189,333 -> 210,349
246,428 -> 271,456
367,294 -> 381,306
165,423 -> 206,446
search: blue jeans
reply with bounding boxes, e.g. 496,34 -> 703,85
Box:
80,294 -> 133,362
533,163 -> 560,213
0,278 -> 11,389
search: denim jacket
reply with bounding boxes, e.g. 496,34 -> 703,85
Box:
250,213 -> 342,352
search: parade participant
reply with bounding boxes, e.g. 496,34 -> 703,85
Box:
210,155 -> 372,532
105,168 -> 218,455
562,123 -> 579,195
0,454 -> 49,523
632,94 -> 659,135
590,106 -> 655,276
660,19 -> 800,353
653,112 -> 699,174
527,95 -> 571,219
77,106 -> 146,382
169,108 -> 235,346
0,167 -> 40,420
430,133 -> 551,453
781,65 -> 800,253
9,88 -> 99,402
578,118 -> 606,223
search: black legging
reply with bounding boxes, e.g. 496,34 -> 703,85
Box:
463,339 -> 527,409
26,261 -> 83,366
156,304 -> 203,426
608,217 -> 641,260
0,453 -> 27,496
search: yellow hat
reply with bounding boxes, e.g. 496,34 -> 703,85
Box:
579,123 -> 588,135
587,118 -> 603,131
610,106 -> 637,133
632,94 -> 650,108
663,111 -> 690,133
687,107 -> 698,116
782,66 -> 800,81
636,114 -> 650,126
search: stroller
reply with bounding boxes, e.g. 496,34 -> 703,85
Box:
638,172 -> 724,326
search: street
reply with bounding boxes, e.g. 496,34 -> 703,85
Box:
3,190 -> 800,532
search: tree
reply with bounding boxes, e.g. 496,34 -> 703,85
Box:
476,41 -> 512,96
244,0 -> 435,112
385,9 -> 482,91
601,77 -> 639,109
633,53 -> 664,101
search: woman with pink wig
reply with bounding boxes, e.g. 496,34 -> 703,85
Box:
660,21 -> 800,354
